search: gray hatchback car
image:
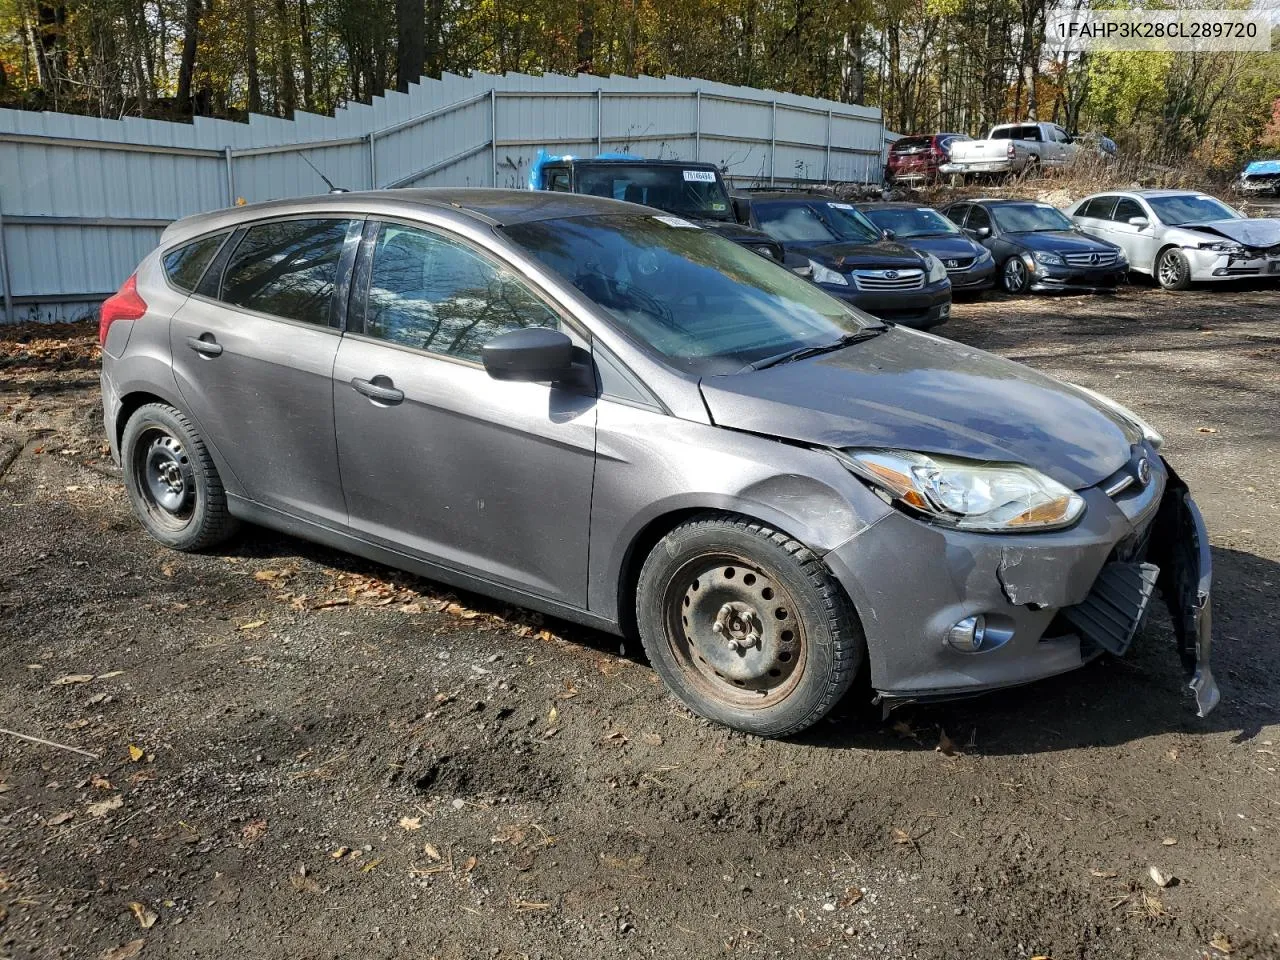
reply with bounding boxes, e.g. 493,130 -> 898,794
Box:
100,189 -> 1219,737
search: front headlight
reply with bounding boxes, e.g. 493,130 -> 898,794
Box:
923,253 -> 948,283
974,248 -> 993,263
1114,247 -> 1128,263
1032,250 -> 1065,266
808,260 -> 848,286
837,449 -> 1086,532
1201,240 -> 1244,255
1067,384 -> 1164,449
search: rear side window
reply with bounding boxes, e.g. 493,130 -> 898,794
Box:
1079,196 -> 1117,219
220,219 -> 355,325
163,233 -> 227,292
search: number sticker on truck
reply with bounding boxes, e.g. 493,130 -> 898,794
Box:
682,170 -> 718,182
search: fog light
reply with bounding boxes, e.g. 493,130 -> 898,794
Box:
946,615 -> 986,652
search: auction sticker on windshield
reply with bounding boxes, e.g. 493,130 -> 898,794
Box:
828,202 -> 855,209
682,170 -> 717,182
653,215 -> 700,229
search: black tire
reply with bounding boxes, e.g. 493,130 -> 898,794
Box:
120,402 -> 238,551
1156,247 -> 1193,291
635,512 -> 863,738
1001,256 -> 1032,294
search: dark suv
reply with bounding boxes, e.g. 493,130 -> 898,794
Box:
533,157 -> 784,262
886,133 -> 971,185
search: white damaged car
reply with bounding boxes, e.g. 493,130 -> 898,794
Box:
1065,190 -> 1280,290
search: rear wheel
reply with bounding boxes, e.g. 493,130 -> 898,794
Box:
121,403 -> 238,551
635,513 -> 862,738
1002,256 -> 1032,294
1156,247 -> 1193,290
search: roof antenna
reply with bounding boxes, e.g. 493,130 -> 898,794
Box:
299,152 -> 348,193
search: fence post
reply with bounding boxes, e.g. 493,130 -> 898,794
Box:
490,88 -> 498,186
769,101 -> 776,186
223,146 -> 235,205
0,200 -> 13,326
596,89 -> 603,154
825,110 -> 832,185
694,90 -> 701,162
367,132 -> 377,189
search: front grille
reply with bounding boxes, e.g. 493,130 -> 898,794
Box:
851,268 -> 925,291
1063,250 -> 1118,268
942,257 -> 975,272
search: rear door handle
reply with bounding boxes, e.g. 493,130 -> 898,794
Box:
186,335 -> 223,357
351,376 -> 404,405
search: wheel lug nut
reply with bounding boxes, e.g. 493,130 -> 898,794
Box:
711,622 -> 723,635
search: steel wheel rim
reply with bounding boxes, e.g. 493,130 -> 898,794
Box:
133,427 -> 196,530
663,553 -> 807,710
1158,252 -> 1183,287
1004,258 -> 1027,291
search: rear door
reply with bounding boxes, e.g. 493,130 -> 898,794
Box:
332,219 -> 596,606
168,216 -> 361,527
1073,195 -> 1118,240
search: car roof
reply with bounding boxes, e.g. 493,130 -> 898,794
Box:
746,192 -> 837,202
160,188 -> 639,246
1074,189 -> 1226,202
851,201 -> 934,210
563,158 -> 718,168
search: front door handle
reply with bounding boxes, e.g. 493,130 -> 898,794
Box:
351,376 -> 404,405
186,334 -> 223,357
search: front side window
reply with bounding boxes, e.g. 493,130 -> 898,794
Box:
163,233 -> 227,292
1112,198 -> 1145,223
966,206 -> 991,231
544,169 -> 571,192
362,223 -> 559,363
502,214 -> 879,375
943,203 -> 970,226
221,218 -> 355,324
990,203 -> 1073,233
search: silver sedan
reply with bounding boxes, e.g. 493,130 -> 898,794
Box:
1065,189 -> 1280,290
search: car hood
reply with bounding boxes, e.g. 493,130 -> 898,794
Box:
1010,230 -> 1118,254
897,234 -> 985,260
786,239 -> 924,270
1181,217 -> 1280,250
700,328 -> 1137,490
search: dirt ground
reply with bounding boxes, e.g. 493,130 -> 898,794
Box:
1,280 -> 1278,960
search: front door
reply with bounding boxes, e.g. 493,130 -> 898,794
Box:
168,217 -> 360,527
1105,197 -> 1159,272
333,220 -> 596,607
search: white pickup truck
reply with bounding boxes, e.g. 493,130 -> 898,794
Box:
941,122 -> 1079,178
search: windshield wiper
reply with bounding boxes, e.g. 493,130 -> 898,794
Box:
747,326 -> 887,371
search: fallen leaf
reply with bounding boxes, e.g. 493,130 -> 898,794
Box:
253,569 -> 283,582
642,733 -> 663,746
491,824 -> 527,845
547,705 -> 559,724
399,602 -> 424,614
237,620 -> 267,631
331,847 -> 351,859
1196,427 -> 1217,434
128,745 -> 145,763
891,720 -> 917,739
311,598 -> 351,610
91,775 -> 113,790
289,873 -> 322,894
424,842 -> 442,861
1090,869 -> 1118,879
840,888 -> 864,908
513,899 -> 551,912
127,902 -> 157,929
99,940 -> 145,960
87,795 -> 124,818
399,816 -> 422,831
460,855 -> 478,874
96,671 -> 125,680
0,783 -> 10,794
161,564 -> 176,577
1161,837 -> 1177,846
1209,932 -> 1233,953
52,674 -> 95,686
241,819 -> 268,842
1148,865 -> 1174,888
360,859 -> 381,873
891,828 -> 912,845
936,728 -> 960,757
47,811 -> 75,826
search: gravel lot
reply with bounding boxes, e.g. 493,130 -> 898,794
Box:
1,281 -> 1277,960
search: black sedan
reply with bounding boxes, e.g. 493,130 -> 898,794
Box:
939,199 -> 1129,294
853,202 -> 995,295
744,193 -> 952,328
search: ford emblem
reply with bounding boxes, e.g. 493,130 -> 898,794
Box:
884,270 -> 899,279
1136,457 -> 1151,486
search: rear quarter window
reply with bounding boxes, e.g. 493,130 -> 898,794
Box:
163,233 -> 228,292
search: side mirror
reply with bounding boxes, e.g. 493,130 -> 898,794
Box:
482,327 -> 575,383
966,226 -> 991,240
1128,216 -> 1150,228
882,229 -> 897,241
731,196 -> 753,225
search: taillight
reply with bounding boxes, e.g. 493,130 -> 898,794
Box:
1007,142 -> 1016,160
99,274 -> 147,345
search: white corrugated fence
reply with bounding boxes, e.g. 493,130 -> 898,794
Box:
0,70 -> 895,323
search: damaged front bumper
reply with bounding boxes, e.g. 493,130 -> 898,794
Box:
824,448 -> 1220,715
1185,245 -> 1280,281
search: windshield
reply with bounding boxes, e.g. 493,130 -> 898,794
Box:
991,203 -> 1074,233
502,214 -> 878,374
859,206 -> 961,238
1146,194 -> 1240,226
575,164 -> 733,221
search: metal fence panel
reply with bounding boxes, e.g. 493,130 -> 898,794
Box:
0,71 -> 897,324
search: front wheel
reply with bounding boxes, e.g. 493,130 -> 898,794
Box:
635,513 -> 863,738
1002,256 -> 1032,294
1156,247 -> 1193,290
121,403 -> 238,551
